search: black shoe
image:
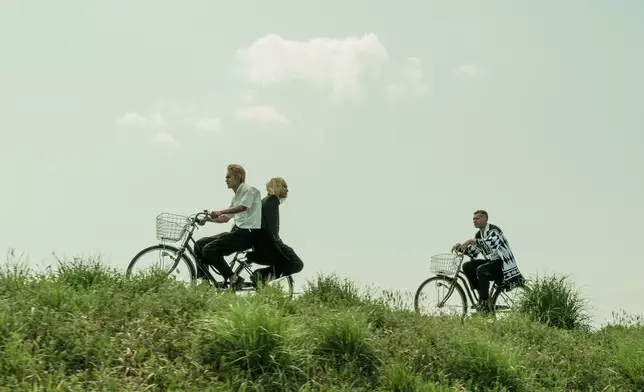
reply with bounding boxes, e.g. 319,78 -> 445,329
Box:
230,276 -> 245,291
476,298 -> 492,314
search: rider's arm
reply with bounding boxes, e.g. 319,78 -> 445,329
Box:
217,205 -> 248,215
215,186 -> 259,216
476,229 -> 502,260
464,243 -> 480,258
203,215 -> 230,224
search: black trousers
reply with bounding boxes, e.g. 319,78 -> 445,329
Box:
193,226 -> 257,280
462,259 -> 503,300
252,241 -> 304,285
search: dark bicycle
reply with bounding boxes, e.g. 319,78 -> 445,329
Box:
414,250 -> 525,318
126,211 -> 295,298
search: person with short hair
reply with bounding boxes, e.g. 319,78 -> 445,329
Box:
194,164 -> 262,289
452,210 -> 524,312
250,177 -> 304,286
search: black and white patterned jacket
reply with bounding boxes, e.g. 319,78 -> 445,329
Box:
465,223 -> 524,284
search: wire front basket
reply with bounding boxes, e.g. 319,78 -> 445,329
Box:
429,253 -> 461,276
156,213 -> 190,242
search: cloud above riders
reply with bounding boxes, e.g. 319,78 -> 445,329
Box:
234,33 -> 426,101
115,33 -> 427,139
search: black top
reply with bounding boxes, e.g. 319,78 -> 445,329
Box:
261,194 -> 281,242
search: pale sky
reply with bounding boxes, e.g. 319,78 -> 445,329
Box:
2,1 -> 643,327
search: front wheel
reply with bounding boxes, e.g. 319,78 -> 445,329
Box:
127,244 -> 197,283
414,275 -> 468,318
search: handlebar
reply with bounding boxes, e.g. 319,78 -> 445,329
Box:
451,246 -> 466,257
189,210 -> 211,224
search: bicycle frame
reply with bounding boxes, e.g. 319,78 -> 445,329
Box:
163,212 -> 257,287
435,253 -> 502,310
165,211 -> 289,289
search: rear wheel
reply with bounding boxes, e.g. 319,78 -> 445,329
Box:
266,275 -> 295,299
414,276 -> 467,317
234,271 -> 295,299
490,283 -> 525,319
127,244 -> 196,283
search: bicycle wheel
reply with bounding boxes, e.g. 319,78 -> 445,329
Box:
265,275 -> 295,299
127,244 -> 196,283
238,273 -> 295,299
490,283 -> 525,319
414,276 -> 467,317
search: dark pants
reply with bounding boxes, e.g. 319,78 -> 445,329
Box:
252,241 -> 304,285
462,259 -> 503,300
193,226 -> 257,280
246,228 -> 304,286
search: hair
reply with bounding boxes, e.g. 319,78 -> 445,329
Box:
474,209 -> 488,218
266,177 -> 287,200
227,164 -> 246,183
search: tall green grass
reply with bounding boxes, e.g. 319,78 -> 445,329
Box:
0,256 -> 642,391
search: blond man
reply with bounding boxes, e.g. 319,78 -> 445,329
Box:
194,164 -> 262,289
250,177 -> 304,285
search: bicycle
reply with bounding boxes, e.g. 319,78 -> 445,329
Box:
413,250 -> 525,319
126,211 -> 295,298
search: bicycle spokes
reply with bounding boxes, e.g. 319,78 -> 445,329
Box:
492,286 -> 525,319
129,247 -> 193,283
415,277 -> 467,317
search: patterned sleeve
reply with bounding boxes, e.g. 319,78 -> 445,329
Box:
476,229 -> 502,260
464,243 -> 480,258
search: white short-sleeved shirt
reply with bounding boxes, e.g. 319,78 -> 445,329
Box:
225,182 -> 262,229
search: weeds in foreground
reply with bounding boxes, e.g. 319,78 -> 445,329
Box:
517,274 -> 592,331
0,256 -> 641,391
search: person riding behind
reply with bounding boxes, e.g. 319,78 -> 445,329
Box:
452,210 -> 524,312
194,164 -> 262,290
250,177 -> 304,286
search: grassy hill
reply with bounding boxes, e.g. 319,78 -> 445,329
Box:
0,257 -> 642,391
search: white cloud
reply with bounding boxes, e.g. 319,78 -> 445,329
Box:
151,132 -> 178,145
236,33 -> 389,97
117,112 -> 147,127
116,112 -> 165,128
236,106 -> 290,125
454,63 -> 485,79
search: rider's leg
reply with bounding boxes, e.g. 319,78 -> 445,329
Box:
252,265 -> 276,287
194,233 -> 224,280
475,260 -> 503,301
276,242 -> 303,275
202,226 -> 256,286
462,259 -> 486,297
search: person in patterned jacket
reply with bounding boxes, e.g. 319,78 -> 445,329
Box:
452,210 -> 525,312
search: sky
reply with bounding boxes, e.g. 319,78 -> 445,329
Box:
1,0 -> 643,327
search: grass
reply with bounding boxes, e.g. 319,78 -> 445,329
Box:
0,255 -> 643,391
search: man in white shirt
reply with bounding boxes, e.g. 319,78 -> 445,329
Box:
194,164 -> 262,289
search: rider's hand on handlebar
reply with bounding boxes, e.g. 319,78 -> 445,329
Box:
209,211 -> 221,219
451,243 -> 462,253
458,239 -> 476,253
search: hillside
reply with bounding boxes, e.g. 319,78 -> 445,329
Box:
0,258 -> 642,391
